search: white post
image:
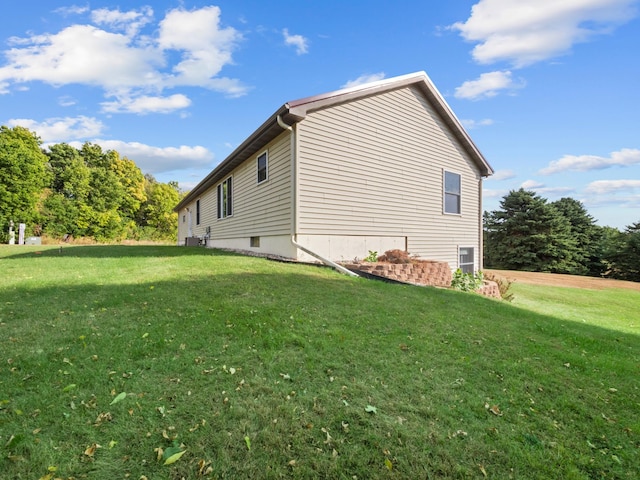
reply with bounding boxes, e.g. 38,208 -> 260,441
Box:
18,223 -> 26,245
8,221 -> 15,245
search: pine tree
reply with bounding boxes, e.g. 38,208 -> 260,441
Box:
484,189 -> 578,272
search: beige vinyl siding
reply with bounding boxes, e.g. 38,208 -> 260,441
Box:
210,132 -> 292,239
297,85 -> 481,266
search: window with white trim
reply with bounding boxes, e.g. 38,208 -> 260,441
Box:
459,247 -> 474,274
217,177 -> 233,219
444,171 -> 461,214
257,151 -> 268,184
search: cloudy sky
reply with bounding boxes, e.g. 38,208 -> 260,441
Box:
1,0 -> 639,229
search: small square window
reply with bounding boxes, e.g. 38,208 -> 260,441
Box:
444,171 -> 461,214
250,236 -> 260,248
257,151 -> 268,183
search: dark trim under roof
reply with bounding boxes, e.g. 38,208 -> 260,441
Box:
174,71 -> 493,212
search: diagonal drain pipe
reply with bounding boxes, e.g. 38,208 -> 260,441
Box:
291,235 -> 359,277
277,113 -> 358,277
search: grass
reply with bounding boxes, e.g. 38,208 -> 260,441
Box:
0,245 -> 638,479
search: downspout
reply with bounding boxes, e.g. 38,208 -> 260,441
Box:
478,177 -> 484,271
277,114 -> 358,277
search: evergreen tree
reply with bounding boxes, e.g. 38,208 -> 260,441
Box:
550,197 -> 603,276
607,221 -> 640,281
484,189 -> 578,272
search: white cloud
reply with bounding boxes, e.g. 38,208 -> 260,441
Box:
54,5 -> 89,16
7,116 -> 104,142
486,169 -> 516,181
91,6 -> 154,37
341,72 -> 386,89
282,28 -> 309,55
0,6 -> 247,106
64,139 -> 215,174
454,70 -> 523,100
521,179 -> 544,190
460,118 -> 494,129
451,0 -> 638,67
585,179 -> 640,195
0,24 -> 165,91
101,94 -> 192,114
540,148 -> 640,174
159,7 -> 243,88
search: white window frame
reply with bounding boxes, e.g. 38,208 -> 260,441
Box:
217,176 -> 233,219
458,246 -> 475,274
257,150 -> 268,184
443,170 -> 461,215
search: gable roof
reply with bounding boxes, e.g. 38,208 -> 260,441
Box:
175,71 -> 493,211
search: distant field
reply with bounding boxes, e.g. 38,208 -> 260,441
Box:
487,269 -> 640,291
1,245 -> 638,479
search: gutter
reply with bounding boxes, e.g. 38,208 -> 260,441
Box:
277,114 -> 358,278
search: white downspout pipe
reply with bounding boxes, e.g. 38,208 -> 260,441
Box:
277,114 -> 358,278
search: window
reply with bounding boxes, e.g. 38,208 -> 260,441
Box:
250,236 -> 260,248
182,214 -> 185,223
444,171 -> 461,214
217,177 -> 233,219
196,199 -> 200,225
459,247 -> 474,274
257,151 -> 268,183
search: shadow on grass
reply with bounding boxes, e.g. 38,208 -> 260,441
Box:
2,268 -> 638,478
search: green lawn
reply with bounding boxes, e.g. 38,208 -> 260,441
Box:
0,245 -> 638,479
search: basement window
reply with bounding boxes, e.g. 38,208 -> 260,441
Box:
250,236 -> 260,248
459,247 -> 474,274
257,151 -> 268,184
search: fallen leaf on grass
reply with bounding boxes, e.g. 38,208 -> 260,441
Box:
62,384 -> 76,392
485,403 -> 503,416
478,464 -> 487,477
198,459 -> 213,475
244,435 -> 251,450
385,458 -> 393,471
110,392 -> 127,405
84,443 -> 100,457
163,446 -> 187,465
365,405 -> 377,414
489,405 -> 502,416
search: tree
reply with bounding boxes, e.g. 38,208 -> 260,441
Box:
137,175 -> 180,240
606,221 -> 640,281
484,189 -> 578,272
0,126 -> 50,239
550,197 -> 603,276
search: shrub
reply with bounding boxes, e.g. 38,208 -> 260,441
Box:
377,249 -> 412,264
451,269 -> 484,292
484,272 -> 515,302
364,250 -> 378,262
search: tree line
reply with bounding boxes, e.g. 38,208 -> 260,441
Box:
484,188 -> 639,281
0,125 -> 182,243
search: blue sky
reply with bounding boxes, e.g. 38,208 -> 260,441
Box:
1,0 -> 639,229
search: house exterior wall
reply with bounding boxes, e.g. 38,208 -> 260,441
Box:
295,85 -> 483,270
177,132 -> 295,257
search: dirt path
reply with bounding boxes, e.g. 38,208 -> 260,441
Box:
486,269 -> 640,292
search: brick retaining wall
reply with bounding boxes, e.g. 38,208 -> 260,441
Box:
344,261 -> 452,287
343,262 -> 502,299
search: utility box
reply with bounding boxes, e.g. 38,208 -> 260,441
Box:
185,237 -> 200,246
